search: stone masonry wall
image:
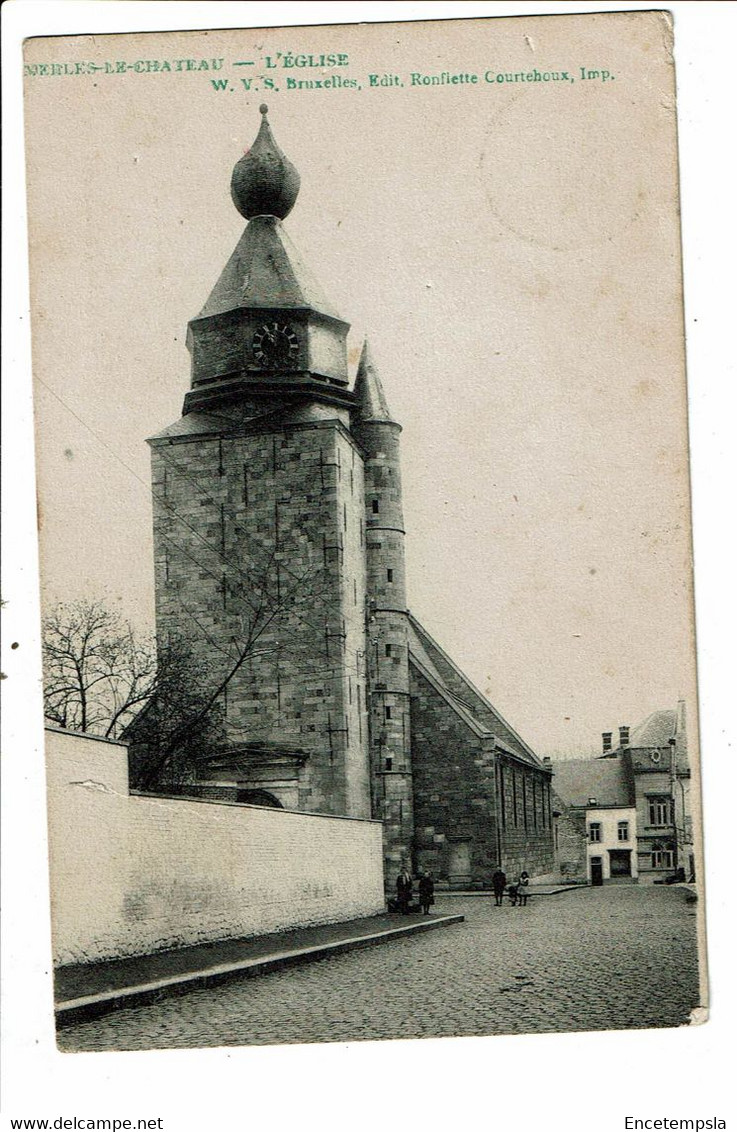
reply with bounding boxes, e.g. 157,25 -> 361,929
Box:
150,416 -> 370,818
409,665 -> 498,887
497,755 -> 556,879
552,796 -> 588,880
45,728 -> 384,966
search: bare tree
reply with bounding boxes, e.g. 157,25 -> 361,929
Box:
42,600 -> 157,738
134,551 -> 332,790
44,549 -> 337,792
125,635 -> 226,791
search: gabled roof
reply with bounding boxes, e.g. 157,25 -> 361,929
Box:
407,615 -> 546,769
552,755 -> 634,809
409,651 -> 493,740
195,215 -> 343,322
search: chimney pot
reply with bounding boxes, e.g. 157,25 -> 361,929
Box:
619,725 -> 630,747
602,731 -> 613,753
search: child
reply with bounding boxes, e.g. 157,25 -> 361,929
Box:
418,871 -> 435,914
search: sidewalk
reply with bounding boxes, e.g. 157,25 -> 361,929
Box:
435,883 -> 583,897
55,910 -> 464,1026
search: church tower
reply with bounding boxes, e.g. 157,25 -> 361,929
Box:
148,107 -> 370,818
145,105 -> 556,890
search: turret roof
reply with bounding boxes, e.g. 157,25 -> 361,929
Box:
353,340 -> 394,422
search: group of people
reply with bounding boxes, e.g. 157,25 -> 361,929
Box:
395,867 -> 435,914
492,869 -> 531,906
394,865 -> 532,913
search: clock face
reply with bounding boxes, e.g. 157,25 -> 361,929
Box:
252,322 -> 300,369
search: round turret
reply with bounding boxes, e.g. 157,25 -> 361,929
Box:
231,105 -> 301,220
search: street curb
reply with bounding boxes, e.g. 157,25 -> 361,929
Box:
55,913 -> 464,1027
424,886 -> 584,897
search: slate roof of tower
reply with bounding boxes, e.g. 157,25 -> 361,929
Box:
407,615 -> 545,769
551,756 -> 634,809
196,215 -> 343,321
148,399 -> 353,443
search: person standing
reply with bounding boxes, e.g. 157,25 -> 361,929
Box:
491,868 -> 507,906
418,871 -> 435,914
516,870 -> 530,906
396,865 -> 413,914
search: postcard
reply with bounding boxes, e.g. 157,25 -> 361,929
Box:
20,9 -> 706,1056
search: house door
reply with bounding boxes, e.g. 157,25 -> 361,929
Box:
590,857 -> 603,886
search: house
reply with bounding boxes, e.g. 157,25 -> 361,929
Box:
552,756 -> 637,884
602,701 -> 693,883
552,699 -> 693,885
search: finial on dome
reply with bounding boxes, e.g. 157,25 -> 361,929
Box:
231,105 -> 300,221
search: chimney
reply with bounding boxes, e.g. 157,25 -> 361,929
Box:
619,725 -> 630,748
602,732 -> 613,754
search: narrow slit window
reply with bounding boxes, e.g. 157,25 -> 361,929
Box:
385,706 -> 392,720
387,569 -> 394,582
372,499 -> 379,514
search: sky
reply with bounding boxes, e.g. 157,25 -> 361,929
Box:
23,11 -> 697,758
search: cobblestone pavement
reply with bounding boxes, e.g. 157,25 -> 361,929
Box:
58,885 -> 701,1051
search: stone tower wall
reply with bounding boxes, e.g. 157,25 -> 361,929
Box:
355,419 -> 414,877
150,417 -> 370,818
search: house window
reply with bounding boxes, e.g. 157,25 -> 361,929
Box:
651,848 -> 674,870
617,821 -> 629,841
648,797 -> 672,827
385,644 -> 392,657
385,757 -> 393,771
589,823 -> 602,843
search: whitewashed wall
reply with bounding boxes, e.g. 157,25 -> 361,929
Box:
585,806 -> 638,881
45,728 -> 385,966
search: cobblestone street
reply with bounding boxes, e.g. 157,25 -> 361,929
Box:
59,885 -> 701,1051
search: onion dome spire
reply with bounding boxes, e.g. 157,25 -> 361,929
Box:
231,104 -> 300,220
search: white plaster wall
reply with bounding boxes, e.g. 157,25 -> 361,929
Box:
586,807 -> 638,881
45,728 -> 385,966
